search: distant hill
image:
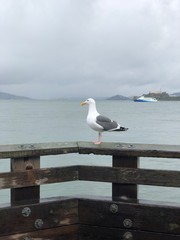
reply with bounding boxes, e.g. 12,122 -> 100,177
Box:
107,95 -> 130,100
0,92 -> 31,100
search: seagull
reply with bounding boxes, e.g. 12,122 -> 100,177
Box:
81,98 -> 128,144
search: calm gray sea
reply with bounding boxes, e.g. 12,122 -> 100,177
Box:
0,99 -> 180,204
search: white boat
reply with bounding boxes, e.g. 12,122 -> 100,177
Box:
134,96 -> 158,102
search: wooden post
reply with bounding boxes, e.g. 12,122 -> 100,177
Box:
112,155 -> 139,201
11,156 -> 40,205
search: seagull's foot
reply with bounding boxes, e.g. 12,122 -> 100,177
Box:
93,141 -> 101,145
93,132 -> 102,145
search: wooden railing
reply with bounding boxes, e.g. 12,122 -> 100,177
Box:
0,141 -> 180,239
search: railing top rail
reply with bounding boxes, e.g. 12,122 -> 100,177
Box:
0,142 -> 78,159
78,141 -> 180,158
0,141 -> 180,159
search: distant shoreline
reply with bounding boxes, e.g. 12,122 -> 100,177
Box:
108,92 -> 180,101
1,91 -> 180,101
0,92 -> 31,100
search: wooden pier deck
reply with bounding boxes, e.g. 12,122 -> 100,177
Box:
0,141 -> 180,239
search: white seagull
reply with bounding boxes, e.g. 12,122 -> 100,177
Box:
81,98 -> 128,144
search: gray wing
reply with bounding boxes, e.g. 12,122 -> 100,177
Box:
96,115 -> 118,131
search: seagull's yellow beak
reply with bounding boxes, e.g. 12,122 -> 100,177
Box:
81,101 -> 86,106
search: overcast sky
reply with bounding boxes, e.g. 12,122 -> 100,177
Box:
0,0 -> 180,99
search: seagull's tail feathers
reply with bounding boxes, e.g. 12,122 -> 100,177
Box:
114,126 -> 128,132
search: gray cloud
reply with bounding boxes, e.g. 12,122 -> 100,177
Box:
0,0 -> 180,98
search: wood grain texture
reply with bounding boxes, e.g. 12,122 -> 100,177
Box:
0,141 -> 179,239
0,142 -> 79,159
0,166 -> 78,189
0,225 -> 79,240
1,141 -> 180,159
79,225 -> 180,240
78,141 -> 180,158
0,198 -> 78,237
2,164 -> 179,190
11,156 -> 40,204
79,199 -> 180,234
112,155 -> 139,200
78,165 -> 180,187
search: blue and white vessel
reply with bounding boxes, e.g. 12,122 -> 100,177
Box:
134,96 -> 158,102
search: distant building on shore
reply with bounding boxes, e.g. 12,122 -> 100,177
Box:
144,91 -> 180,101
149,90 -> 163,94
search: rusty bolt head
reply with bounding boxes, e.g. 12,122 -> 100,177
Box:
22,237 -> 32,240
123,219 -> 133,228
22,207 -> 31,217
110,204 -> 118,213
34,219 -> 44,229
123,232 -> 133,240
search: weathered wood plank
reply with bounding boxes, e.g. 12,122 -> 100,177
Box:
112,155 -> 139,200
79,225 -> 180,240
78,141 -> 180,158
79,199 -> 180,234
78,165 -> 180,187
0,198 -> 78,237
1,141 -> 180,159
0,142 -> 79,159
0,166 -> 78,189
11,156 -> 40,204
0,225 -> 79,240
1,164 -> 179,190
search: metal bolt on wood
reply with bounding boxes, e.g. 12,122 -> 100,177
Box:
123,219 -> 133,228
22,207 -> 31,217
123,232 -> 133,240
22,237 -> 32,240
110,204 -> 118,213
34,219 -> 44,229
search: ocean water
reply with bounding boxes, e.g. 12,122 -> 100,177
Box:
0,99 -> 180,204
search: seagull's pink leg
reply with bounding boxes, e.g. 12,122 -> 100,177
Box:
94,132 -> 102,145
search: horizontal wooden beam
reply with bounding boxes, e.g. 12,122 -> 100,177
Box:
0,198 -> 78,237
78,141 -> 180,158
0,225 -> 79,240
1,141 -> 180,159
79,165 -> 180,187
0,166 -> 78,189
80,225 -> 180,240
79,199 -> 180,235
1,222 -> 180,240
0,165 -> 180,190
0,142 -> 79,159
0,197 -> 180,239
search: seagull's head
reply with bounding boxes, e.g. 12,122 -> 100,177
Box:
81,98 -> 95,106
